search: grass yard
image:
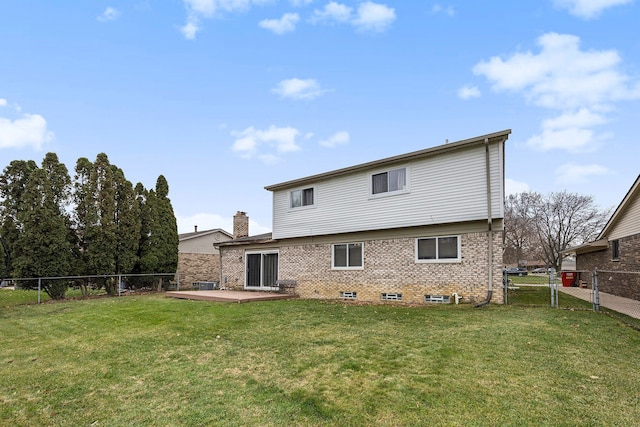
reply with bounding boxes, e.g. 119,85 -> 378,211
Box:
1,293 -> 640,426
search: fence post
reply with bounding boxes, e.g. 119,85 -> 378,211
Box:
550,271 -> 555,308
38,278 -> 41,304
118,275 -> 122,297
593,268 -> 600,312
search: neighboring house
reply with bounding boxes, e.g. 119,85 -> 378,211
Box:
217,130 -> 511,304
177,226 -> 233,289
566,174 -> 640,300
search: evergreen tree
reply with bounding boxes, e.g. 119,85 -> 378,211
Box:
0,160 -> 38,277
12,154 -> 73,299
112,165 -> 140,276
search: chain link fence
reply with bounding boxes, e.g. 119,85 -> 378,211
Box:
0,273 -> 182,305
505,268 -> 640,326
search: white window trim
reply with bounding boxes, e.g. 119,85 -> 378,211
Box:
289,186 -> 316,211
244,249 -> 280,290
415,235 -> 461,263
369,166 -> 410,199
331,242 -> 364,270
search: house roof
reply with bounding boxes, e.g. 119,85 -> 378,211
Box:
179,228 -> 233,242
264,129 -> 511,191
596,174 -> 640,240
563,239 -> 609,256
215,232 -> 274,247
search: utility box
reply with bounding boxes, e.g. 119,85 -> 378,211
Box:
561,271 -> 577,287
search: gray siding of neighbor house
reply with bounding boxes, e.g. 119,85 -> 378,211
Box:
576,233 -> 640,301
177,231 -> 231,289
271,142 -> 504,240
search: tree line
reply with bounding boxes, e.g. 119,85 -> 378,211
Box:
0,153 -> 178,299
504,190 -> 611,271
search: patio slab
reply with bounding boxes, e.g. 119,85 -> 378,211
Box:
165,290 -> 298,303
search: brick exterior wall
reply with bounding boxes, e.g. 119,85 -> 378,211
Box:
220,230 -> 504,304
576,233 -> 640,301
176,253 -> 220,290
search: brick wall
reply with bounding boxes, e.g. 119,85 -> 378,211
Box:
220,230 -> 504,304
577,233 -> 640,300
176,253 -> 220,290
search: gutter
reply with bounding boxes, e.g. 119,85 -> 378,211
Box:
476,137 -> 493,308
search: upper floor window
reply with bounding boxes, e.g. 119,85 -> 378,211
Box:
291,187 -> 314,208
416,236 -> 461,263
611,239 -> 620,261
332,243 -> 363,269
372,167 -> 407,195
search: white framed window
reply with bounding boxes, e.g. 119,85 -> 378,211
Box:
370,167 -> 408,197
290,187 -> 314,208
415,236 -> 461,263
332,243 -> 364,269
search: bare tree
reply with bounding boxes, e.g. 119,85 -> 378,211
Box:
505,191 -> 611,271
504,193 -> 539,266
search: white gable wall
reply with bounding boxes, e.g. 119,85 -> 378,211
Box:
272,141 -> 504,240
608,191 -> 640,240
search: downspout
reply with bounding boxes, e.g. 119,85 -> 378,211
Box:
476,138 -> 493,307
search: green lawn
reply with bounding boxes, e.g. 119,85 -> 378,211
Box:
1,294 -> 639,426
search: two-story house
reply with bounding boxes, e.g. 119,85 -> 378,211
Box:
217,130 -> 511,304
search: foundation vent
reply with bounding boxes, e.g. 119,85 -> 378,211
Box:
339,291 -> 357,300
425,295 -> 451,304
381,293 -> 402,301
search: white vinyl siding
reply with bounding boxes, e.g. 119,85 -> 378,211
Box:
608,192 -> 640,240
272,142 -> 504,239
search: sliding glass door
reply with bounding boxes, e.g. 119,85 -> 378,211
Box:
245,251 -> 278,290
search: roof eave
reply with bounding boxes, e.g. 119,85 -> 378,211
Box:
264,129 -> 511,191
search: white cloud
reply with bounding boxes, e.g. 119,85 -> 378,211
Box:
505,178 -> 530,195
310,1 -> 353,24
180,0 -> 261,39
458,85 -> 481,99
0,98 -> 7,107
98,7 -> 121,22
553,0 -> 633,19
272,78 -> 328,100
526,127 -> 606,152
259,13 -> 300,35
473,32 -> 640,152
353,2 -> 396,32
319,131 -> 349,147
431,4 -> 455,16
555,163 -> 610,184
473,33 -> 640,110
311,1 -> 395,32
231,125 -> 301,161
526,108 -> 609,152
0,113 -> 54,150
180,21 -> 200,39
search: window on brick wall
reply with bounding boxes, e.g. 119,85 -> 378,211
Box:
612,239 -> 620,261
415,236 -> 461,263
332,243 -> 363,269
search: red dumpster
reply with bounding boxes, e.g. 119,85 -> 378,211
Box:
561,271 -> 577,287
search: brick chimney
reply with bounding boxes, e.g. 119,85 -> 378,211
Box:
233,211 -> 249,239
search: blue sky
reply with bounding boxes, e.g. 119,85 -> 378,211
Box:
1,0 -> 639,235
